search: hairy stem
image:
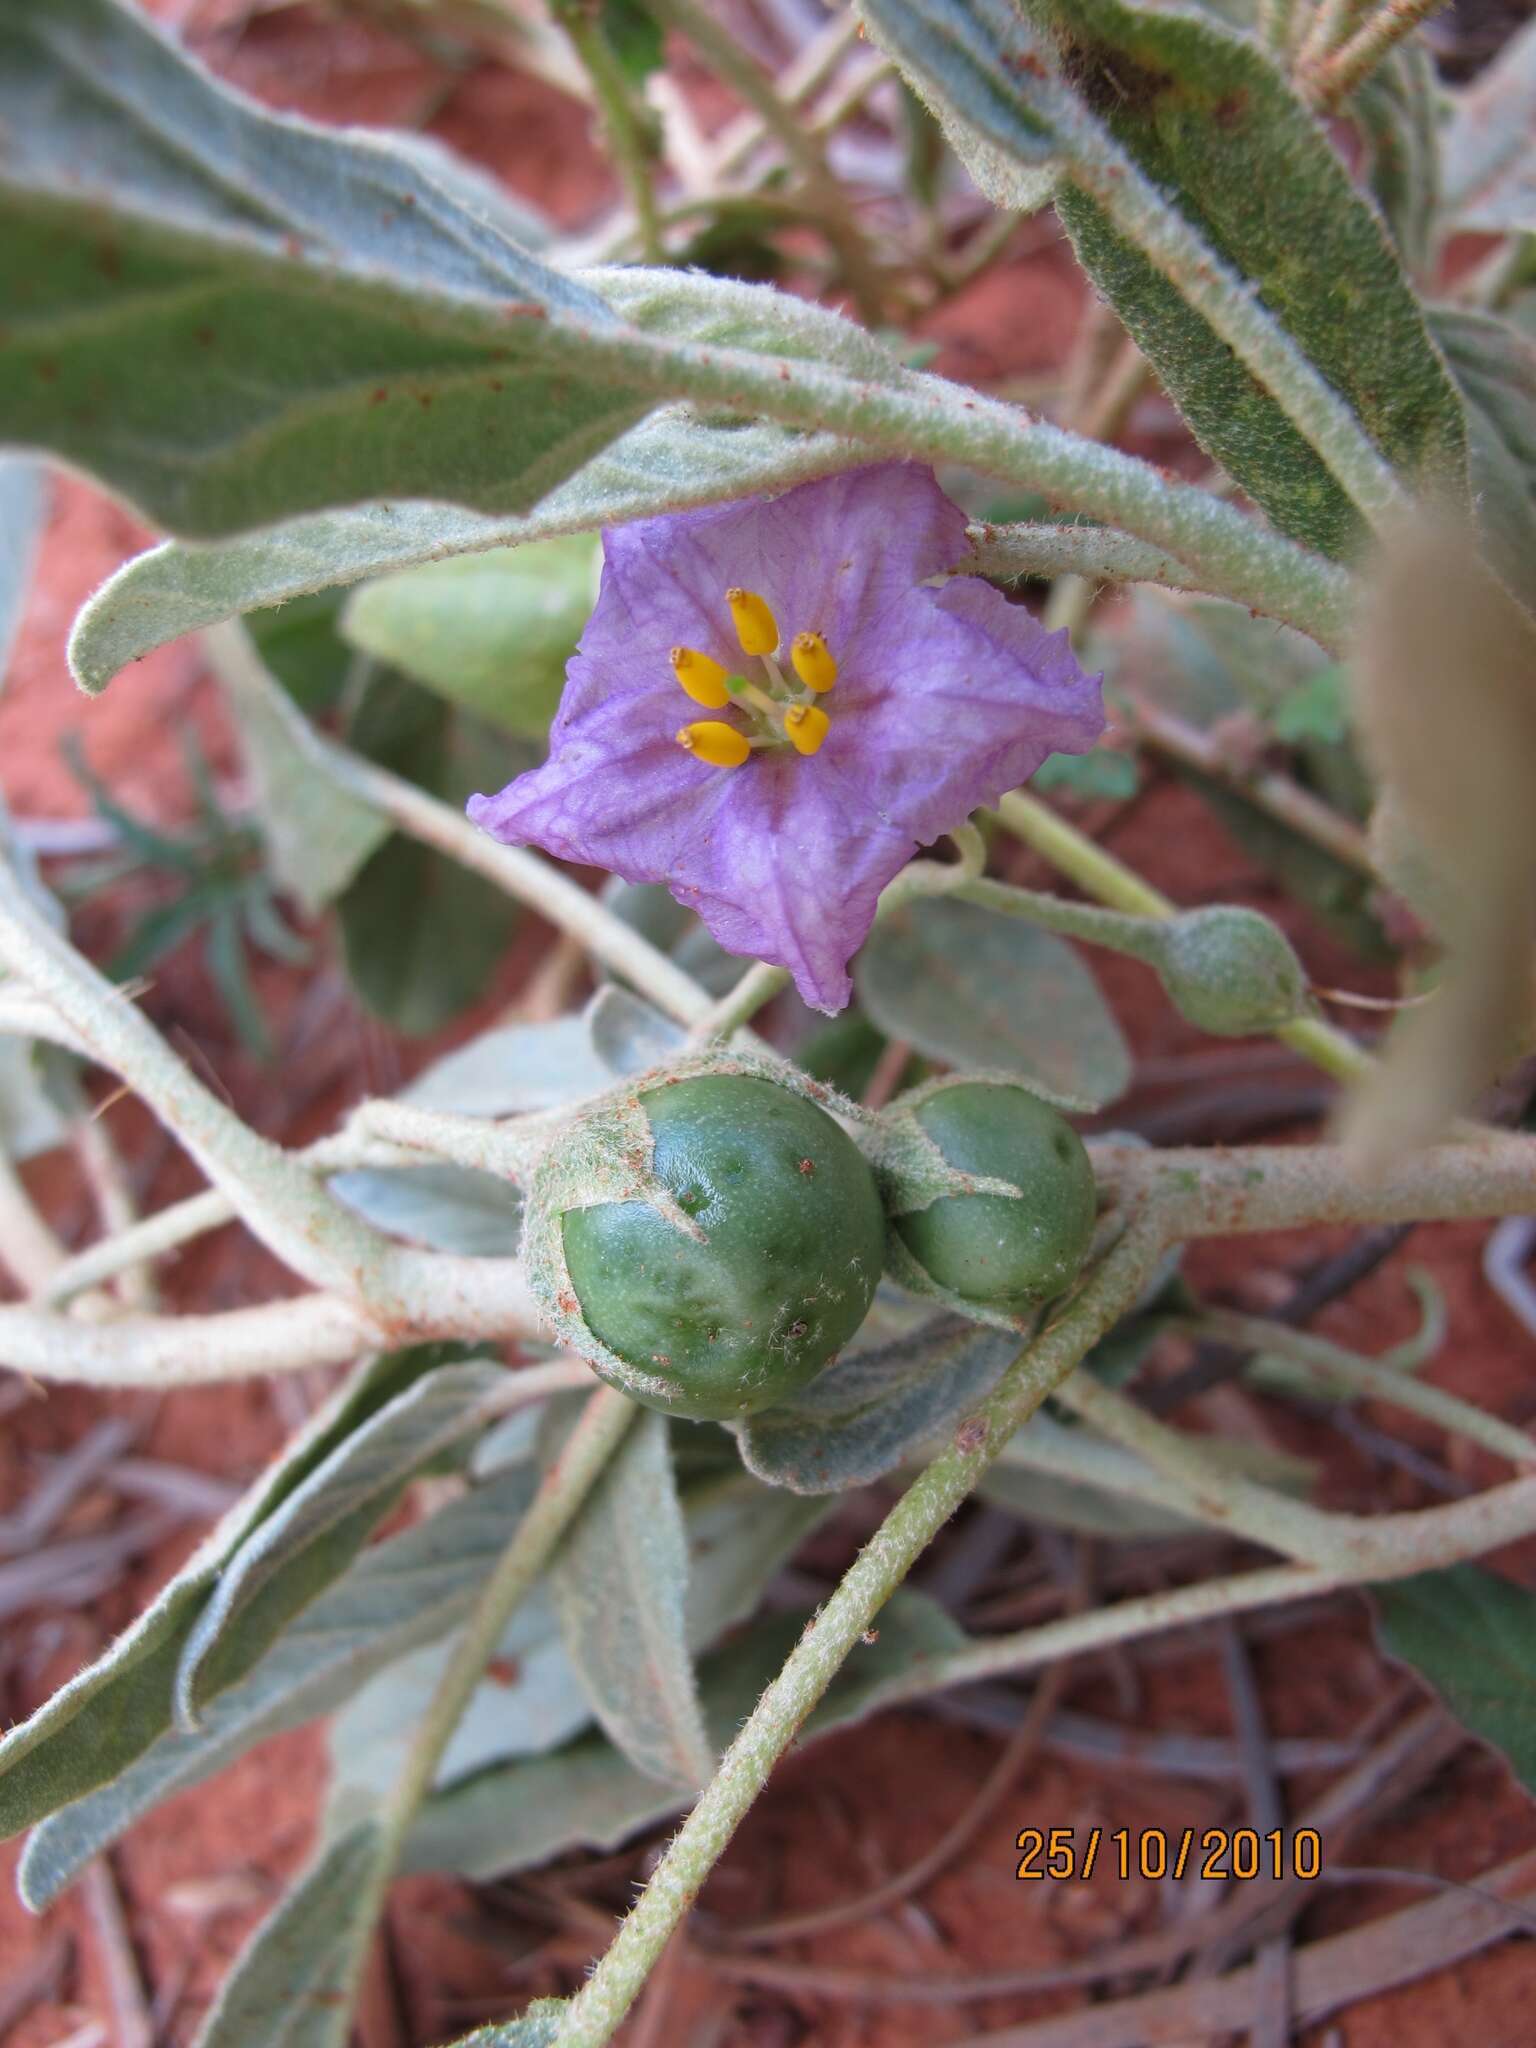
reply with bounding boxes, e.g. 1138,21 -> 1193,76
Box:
1301,0 -> 1450,109
991,791 -> 1373,1083
554,1213 -> 1165,2045
551,0 -> 664,262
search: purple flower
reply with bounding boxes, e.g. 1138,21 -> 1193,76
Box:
468,463 -> 1104,1012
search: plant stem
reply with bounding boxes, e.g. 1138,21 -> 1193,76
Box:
553,1213 -> 1165,2046
642,0 -> 886,323
1182,1306 -> 1536,1469
1127,697 -> 1375,875
991,791 -> 1372,1083
551,0 -> 664,261
1302,0 -> 1450,109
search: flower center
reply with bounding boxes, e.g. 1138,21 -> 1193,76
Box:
671,587 -> 835,769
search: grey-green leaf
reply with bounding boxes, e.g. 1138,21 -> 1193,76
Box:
740,1314 -> 1020,1495
0,0 -> 648,536
0,1345 -> 479,1848
192,1823 -> 379,2048
855,895 -> 1131,1106
18,1465 -> 537,1908
549,1411 -> 712,1790
1375,1564 -> 1536,1790
209,620 -> 388,916
66,415 -> 862,693
1038,0 -> 1465,556
341,536 -> 597,741
403,1594 -> 966,1880
173,1358 -> 509,1724
330,1162 -> 523,1256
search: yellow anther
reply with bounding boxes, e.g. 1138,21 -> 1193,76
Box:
726,586 -> 779,657
670,646 -> 731,709
791,630 -> 837,694
677,720 -> 750,769
784,703 -> 830,757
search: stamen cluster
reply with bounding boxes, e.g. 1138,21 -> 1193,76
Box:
672,587 -> 835,767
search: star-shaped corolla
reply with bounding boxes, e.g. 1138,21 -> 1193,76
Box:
468,463 -> 1105,1012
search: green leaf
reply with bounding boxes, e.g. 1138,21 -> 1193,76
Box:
399,1013 -> 614,1116
67,414 -> 865,695
585,984 -> 687,1076
447,2005 -> 567,2048
1270,664 -> 1349,746
0,0 -> 651,537
341,536 -> 597,741
18,1465 -> 539,1908
192,1823 -> 379,2048
1031,747 -> 1140,800
855,895 -> 1131,1107
402,1594 -> 966,1880
1428,305 -> 1536,615
0,1344 -> 467,1843
1375,1565 -> 1536,1789
548,1410 -> 713,1789
330,1162 -> 523,1256
173,1357 -> 510,1724
1040,0 -> 1464,555
1441,16 -> 1536,233
739,1314 -> 1020,1495
336,673 -> 517,1034
601,0 -> 664,85
865,0 -> 1466,556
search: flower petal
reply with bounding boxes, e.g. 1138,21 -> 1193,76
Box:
825,578 -> 1106,845
667,752 -> 916,1013
599,461 -> 969,669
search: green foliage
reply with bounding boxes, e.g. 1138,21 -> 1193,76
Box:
61,734 -> 307,1058
739,1311 -> 1020,1494
0,1345 -> 482,1844
1033,0 -> 1466,554
402,1594 -> 966,1880
856,895 -> 1131,1107
547,1409 -> 712,1789
1429,306 -> 1536,614
341,535 -> 598,741
1375,1565 -> 1536,1789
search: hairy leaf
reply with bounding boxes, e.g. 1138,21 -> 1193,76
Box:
586,983 -> 687,1076
1375,1565 -> 1536,1789
740,1314 -> 1020,1494
1429,306 -> 1536,614
193,1823 -> 379,2048
18,1466 -> 538,1908
330,1162 -> 524,1257
549,1411 -> 712,1789
0,1346 -> 473,1839
855,895 -> 1131,1107
864,0 -> 1466,555
209,620 -> 388,916
1353,42 -> 1439,278
174,1358 -> 510,1723
66,415 -> 863,694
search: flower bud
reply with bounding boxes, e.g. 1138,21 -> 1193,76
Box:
1157,906 -> 1309,1037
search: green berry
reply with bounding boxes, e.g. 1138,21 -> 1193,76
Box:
894,1082 -> 1096,1310
561,1075 -> 884,1421
1158,906 -> 1308,1036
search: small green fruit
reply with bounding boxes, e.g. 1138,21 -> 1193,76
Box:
1158,906 -> 1308,1036
558,1074 -> 884,1421
892,1082 -> 1096,1310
